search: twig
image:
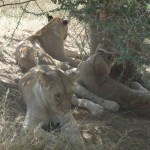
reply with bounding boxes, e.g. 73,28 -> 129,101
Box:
19,7 -> 61,16
0,0 -> 35,8
9,2 -> 29,43
34,0 -> 44,14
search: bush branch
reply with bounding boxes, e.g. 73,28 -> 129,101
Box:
9,2 -> 29,43
0,0 -> 35,8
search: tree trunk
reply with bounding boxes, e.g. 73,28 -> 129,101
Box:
89,8 -> 112,55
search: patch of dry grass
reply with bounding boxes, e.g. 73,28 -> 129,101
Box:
1,86 -> 150,150
0,85 -> 86,150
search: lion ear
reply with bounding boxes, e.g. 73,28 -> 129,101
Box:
47,15 -> 53,22
106,51 -> 119,61
95,44 -> 105,54
96,44 -> 119,57
36,71 -> 55,87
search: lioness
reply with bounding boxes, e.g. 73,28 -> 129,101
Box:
75,46 -> 150,111
15,16 -> 80,72
19,65 -> 84,145
66,68 -> 119,114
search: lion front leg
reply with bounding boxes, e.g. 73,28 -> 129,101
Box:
22,108 -> 43,132
73,82 -> 104,105
71,95 -> 104,116
101,100 -> 120,112
73,82 -> 120,112
22,111 -> 36,131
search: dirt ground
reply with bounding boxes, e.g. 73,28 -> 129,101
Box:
0,12 -> 150,150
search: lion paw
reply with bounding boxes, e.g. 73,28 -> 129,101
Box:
103,100 -> 120,112
89,104 -> 104,116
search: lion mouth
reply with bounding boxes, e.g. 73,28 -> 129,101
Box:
41,120 -> 61,132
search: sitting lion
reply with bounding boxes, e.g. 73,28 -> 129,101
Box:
19,65 -> 84,145
15,16 -> 80,72
75,46 -> 150,111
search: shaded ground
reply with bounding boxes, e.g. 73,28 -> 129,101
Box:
0,13 -> 150,150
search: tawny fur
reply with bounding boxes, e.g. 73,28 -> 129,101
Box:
19,65 -> 84,145
77,48 -> 150,111
15,17 -> 80,72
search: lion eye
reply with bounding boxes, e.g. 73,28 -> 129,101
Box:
54,94 -> 62,104
54,94 -> 61,100
68,92 -> 73,97
107,54 -> 112,60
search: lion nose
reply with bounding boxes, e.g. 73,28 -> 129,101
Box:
63,20 -> 69,25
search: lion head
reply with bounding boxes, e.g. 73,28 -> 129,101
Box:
38,15 -> 69,40
94,45 -> 118,75
20,65 -> 73,116
35,66 -> 73,113
78,46 -> 118,79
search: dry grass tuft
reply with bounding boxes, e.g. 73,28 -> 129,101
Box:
0,85 -> 85,150
1,86 -> 150,150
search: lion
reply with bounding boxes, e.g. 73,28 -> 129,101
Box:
46,15 -> 85,59
74,46 -> 150,112
15,16 -> 81,72
19,65 -> 84,145
66,68 -> 120,114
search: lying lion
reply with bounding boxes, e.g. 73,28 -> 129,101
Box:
15,16 -> 80,72
19,65 -> 84,145
74,46 -> 150,112
64,60 -> 119,115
